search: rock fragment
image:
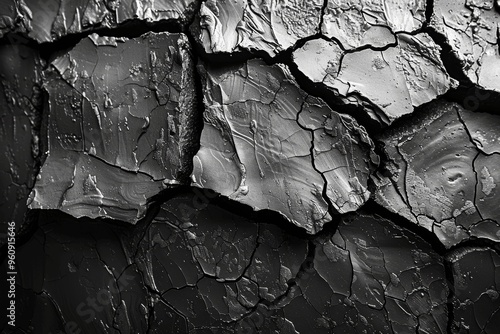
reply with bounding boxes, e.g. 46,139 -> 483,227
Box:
459,110 -> 500,155
0,0 -> 199,43
373,101 -> 500,247
29,32 -> 198,223
293,34 -> 455,125
192,59 -> 377,234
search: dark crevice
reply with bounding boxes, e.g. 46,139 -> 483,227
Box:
423,27 -> 500,114
362,199 -> 447,256
286,58 -> 386,136
443,85 -> 500,116
425,0 -> 434,25
0,16 -> 196,65
443,258 -> 456,334
424,26 -> 471,86
177,32 -> 205,184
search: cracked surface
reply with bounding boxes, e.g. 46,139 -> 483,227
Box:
4,194 -> 310,333
293,33 -> 455,125
29,32 -> 198,223
2,0 -> 500,333
290,213 -> 448,333
3,196 -> 448,333
0,0 -> 199,43
374,101 -> 500,248
192,59 -> 377,234
322,0 -> 426,49
191,0 -> 323,57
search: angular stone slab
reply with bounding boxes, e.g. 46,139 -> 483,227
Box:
191,0 -> 322,57
29,32 -> 198,223
192,59 -> 377,234
373,101 -> 500,247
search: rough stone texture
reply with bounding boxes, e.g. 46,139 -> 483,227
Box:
0,43 -> 42,231
293,33 -> 455,125
192,59 -> 378,234
373,101 -> 500,248
431,0 -> 500,91
288,214 -> 448,334
448,247 -> 500,333
0,0 -> 199,43
2,1 -> 500,333
191,0 -> 323,57
322,0 -> 425,50
459,110 -> 500,155
29,32 -> 198,224
3,196 -> 448,333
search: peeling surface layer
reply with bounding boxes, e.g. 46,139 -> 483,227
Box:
29,32 -> 198,223
373,101 -> 500,247
192,59 -> 377,234
293,33 -> 454,125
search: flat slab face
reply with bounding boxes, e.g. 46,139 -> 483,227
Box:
29,32 -> 198,223
191,59 -> 377,234
191,0 -> 323,56
448,247 -> 500,333
293,33 -> 454,125
373,101 -> 500,248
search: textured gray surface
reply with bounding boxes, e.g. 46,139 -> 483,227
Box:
1,0 -> 500,333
